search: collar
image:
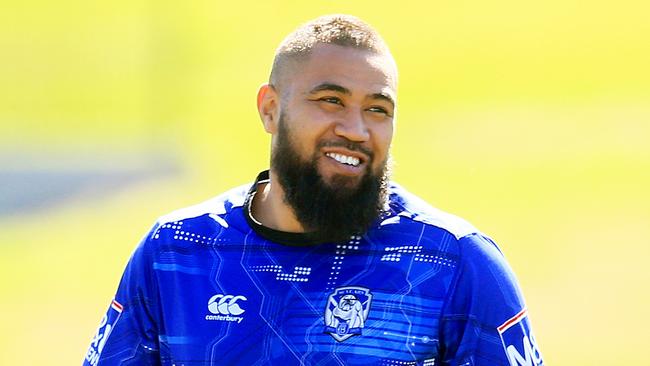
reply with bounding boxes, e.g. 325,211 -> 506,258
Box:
243,170 -> 324,246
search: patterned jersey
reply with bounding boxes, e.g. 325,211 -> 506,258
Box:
83,171 -> 543,366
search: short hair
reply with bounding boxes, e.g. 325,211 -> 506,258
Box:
269,14 -> 393,88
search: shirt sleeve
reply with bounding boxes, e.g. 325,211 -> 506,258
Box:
83,223 -> 162,366
438,233 -> 544,366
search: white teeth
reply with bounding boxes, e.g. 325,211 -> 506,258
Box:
326,153 -> 360,167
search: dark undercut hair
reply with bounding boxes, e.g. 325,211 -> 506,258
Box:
269,14 -> 393,89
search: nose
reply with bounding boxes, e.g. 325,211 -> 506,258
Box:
333,110 -> 370,142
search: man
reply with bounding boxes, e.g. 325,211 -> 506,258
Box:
84,14 -> 543,366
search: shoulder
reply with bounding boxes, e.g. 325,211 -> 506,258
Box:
143,183 -> 252,244
157,183 -> 249,224
385,182 -> 480,241
383,182 -> 510,270
391,183 -> 536,364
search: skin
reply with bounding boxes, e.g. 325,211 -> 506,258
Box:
254,43 -> 398,233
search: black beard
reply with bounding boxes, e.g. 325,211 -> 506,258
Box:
271,112 -> 389,243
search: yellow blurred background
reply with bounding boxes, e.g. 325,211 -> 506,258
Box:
1,1 -> 648,364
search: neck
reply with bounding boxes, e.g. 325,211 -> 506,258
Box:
251,170 -> 306,233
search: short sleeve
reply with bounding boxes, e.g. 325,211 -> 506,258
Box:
438,234 -> 544,366
82,223 -> 162,366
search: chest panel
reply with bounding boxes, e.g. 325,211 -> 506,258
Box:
154,237 -> 457,365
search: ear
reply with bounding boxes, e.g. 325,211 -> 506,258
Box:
257,83 -> 279,134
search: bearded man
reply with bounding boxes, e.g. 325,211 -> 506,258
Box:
84,14 -> 543,366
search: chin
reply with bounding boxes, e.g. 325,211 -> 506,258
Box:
320,170 -> 364,190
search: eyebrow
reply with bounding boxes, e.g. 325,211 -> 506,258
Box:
309,83 -> 350,95
370,92 -> 395,108
309,82 -> 395,107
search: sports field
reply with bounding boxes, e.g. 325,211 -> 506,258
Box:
1,1 -> 648,364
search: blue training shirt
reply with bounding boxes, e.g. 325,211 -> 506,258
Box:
83,170 -> 543,366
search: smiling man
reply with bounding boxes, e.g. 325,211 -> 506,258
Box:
254,37 -> 396,244
84,15 -> 543,366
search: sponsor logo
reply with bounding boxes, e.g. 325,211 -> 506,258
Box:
324,286 -> 372,342
84,299 -> 123,366
498,308 -> 544,366
205,294 -> 246,323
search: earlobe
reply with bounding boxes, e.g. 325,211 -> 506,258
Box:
257,84 -> 279,134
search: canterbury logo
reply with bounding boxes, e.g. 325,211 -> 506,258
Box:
207,294 -> 247,316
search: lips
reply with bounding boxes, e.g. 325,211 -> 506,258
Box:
319,141 -> 373,175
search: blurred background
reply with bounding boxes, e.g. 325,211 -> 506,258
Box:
1,0 -> 648,364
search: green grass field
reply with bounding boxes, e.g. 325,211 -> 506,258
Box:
1,1 -> 649,364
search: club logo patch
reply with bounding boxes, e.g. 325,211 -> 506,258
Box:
324,286 -> 372,342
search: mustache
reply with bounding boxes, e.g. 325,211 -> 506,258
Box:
317,140 -> 374,161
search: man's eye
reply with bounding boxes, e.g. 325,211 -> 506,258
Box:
368,106 -> 389,115
320,97 -> 343,105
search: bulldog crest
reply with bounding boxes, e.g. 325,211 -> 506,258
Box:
324,286 -> 373,342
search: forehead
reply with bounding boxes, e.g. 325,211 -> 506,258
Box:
287,43 -> 397,99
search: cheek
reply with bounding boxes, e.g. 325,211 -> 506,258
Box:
288,104 -> 331,133
372,123 -> 394,157
291,129 -> 323,161
293,120 -> 334,152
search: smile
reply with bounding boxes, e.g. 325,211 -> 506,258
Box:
326,153 -> 361,167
